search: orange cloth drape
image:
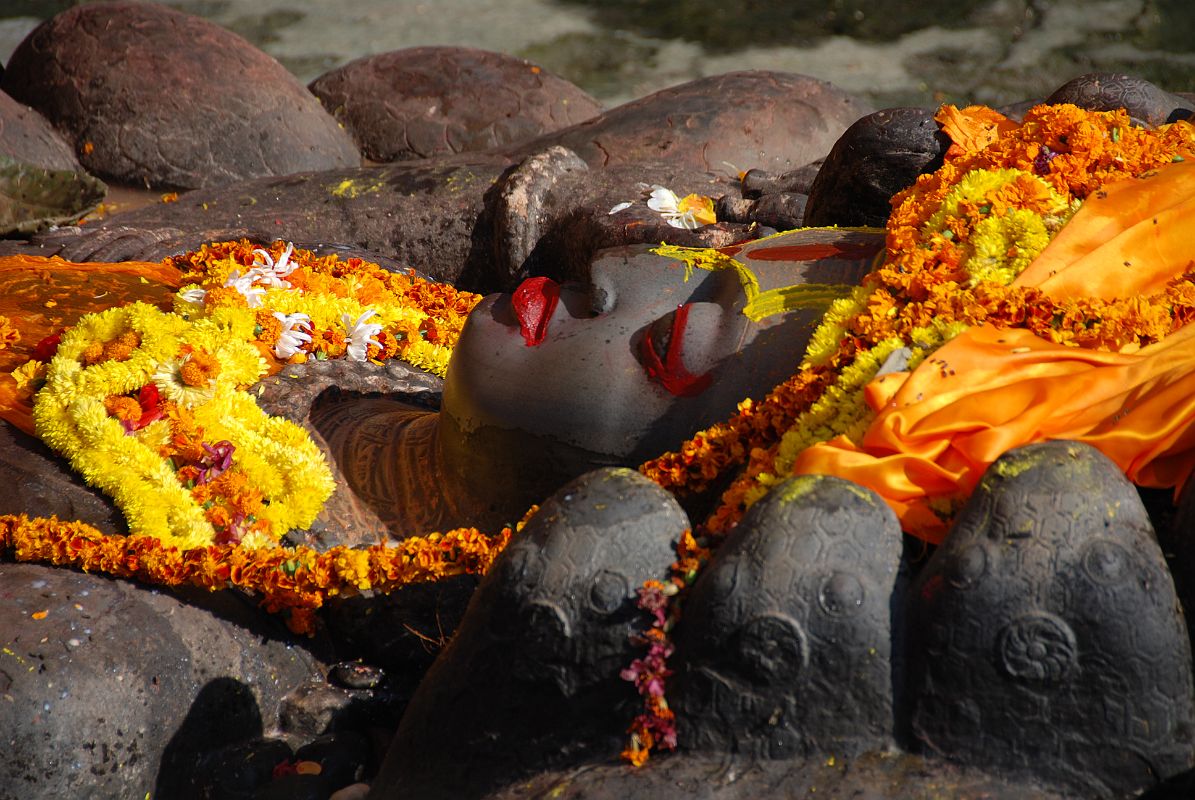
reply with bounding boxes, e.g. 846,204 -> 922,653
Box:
0,254 -> 181,435
793,162 -> 1195,542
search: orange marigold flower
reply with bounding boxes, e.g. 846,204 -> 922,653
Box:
80,340 -> 106,366
103,395 -> 142,422
180,350 -> 220,387
102,330 -> 141,362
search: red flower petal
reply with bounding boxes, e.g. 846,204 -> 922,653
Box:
640,304 -> 712,397
31,330 -> 65,362
511,276 -> 560,347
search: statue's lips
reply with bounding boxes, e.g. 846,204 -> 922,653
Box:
443,279 -> 740,460
442,232 -> 882,463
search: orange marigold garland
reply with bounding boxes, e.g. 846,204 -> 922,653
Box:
628,104 -> 1195,762
641,103 -> 1195,536
0,513 -> 516,636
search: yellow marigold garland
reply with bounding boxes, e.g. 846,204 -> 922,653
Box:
32,302 -> 333,549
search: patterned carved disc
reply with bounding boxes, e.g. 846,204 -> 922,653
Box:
997,612 -> 1078,685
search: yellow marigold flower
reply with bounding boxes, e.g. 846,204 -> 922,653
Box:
11,359 -> 46,393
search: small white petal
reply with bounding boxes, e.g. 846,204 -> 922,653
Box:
342,310 -> 383,362
876,347 -> 913,377
179,287 -> 207,305
647,186 -> 680,214
608,201 -> 633,215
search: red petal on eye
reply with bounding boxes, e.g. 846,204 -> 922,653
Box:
512,276 -> 560,347
640,303 -> 712,397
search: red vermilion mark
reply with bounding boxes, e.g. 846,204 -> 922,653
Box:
512,276 -> 560,346
641,303 -> 712,397
744,242 -> 884,261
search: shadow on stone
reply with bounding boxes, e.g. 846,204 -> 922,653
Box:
153,678 -> 265,799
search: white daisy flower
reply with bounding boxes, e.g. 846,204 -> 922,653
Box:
273,312 -> 313,360
342,309 -> 383,362
224,270 -> 266,308
646,185 -> 717,229
152,355 -> 215,408
251,242 -> 297,288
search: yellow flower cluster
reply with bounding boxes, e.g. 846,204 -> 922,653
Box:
169,241 -> 479,378
33,302 -> 333,549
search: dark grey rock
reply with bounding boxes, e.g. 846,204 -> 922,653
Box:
11,70 -> 869,286
1,1 -> 360,190
1047,73 -> 1195,127
489,144 -> 590,285
739,162 -> 823,199
0,420 -> 123,535
278,680 -> 377,739
309,47 -> 603,162
0,154 -> 107,235
252,772 -> 331,800
0,563 -> 324,799
673,475 -> 902,759
508,71 -> 871,175
328,662 -> 385,692
804,106 -> 950,228
295,731 -> 371,790
477,751 -> 1076,800
0,90 -> 80,172
907,441 -> 1195,797
367,467 -> 689,799
191,738 -> 294,800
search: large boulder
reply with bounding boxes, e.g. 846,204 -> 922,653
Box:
309,47 -> 603,162
0,562 -> 325,798
0,1 -> 360,190
0,90 -> 81,173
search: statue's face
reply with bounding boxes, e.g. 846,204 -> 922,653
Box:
439,229 -> 881,517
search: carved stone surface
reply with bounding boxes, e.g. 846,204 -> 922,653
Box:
445,230 -> 880,497
478,751 -> 1074,800
0,1 -> 360,190
367,467 -> 688,799
1047,72 -> 1195,127
508,71 -> 871,175
309,47 -> 603,162
907,440 -> 1195,797
673,475 -> 902,759
489,145 -> 590,284
253,357 -> 446,549
804,106 -> 950,228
